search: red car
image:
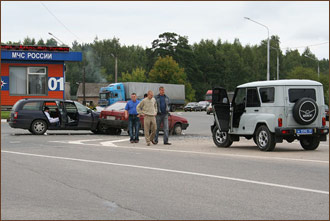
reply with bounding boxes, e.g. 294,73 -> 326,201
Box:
99,101 -> 189,135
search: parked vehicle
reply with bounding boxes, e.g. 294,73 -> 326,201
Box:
99,82 -> 185,112
206,103 -> 213,115
205,90 -> 212,102
7,99 -> 101,135
211,80 -> 329,151
198,101 -> 210,111
99,101 -> 189,135
184,102 -> 202,112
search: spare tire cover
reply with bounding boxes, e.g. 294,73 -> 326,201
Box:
293,98 -> 318,125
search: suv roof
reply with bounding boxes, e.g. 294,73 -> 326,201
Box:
238,79 -> 322,88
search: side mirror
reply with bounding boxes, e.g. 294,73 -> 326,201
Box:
87,109 -> 92,114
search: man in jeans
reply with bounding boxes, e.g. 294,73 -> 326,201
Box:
124,93 -> 140,143
154,86 -> 171,145
136,90 -> 157,146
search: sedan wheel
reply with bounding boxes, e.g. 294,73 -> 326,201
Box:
31,120 -> 47,135
173,124 -> 182,135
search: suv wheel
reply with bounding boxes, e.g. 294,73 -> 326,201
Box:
212,125 -> 233,147
255,125 -> 275,151
31,120 -> 48,135
300,136 -> 320,150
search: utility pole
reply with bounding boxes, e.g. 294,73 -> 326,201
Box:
304,55 -> 320,79
115,56 -> 118,83
270,46 -> 280,80
83,67 -> 86,105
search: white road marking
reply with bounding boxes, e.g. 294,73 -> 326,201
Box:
2,150 -> 328,195
50,138 -> 129,147
49,139 -> 329,164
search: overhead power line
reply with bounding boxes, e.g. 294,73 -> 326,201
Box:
281,42 -> 329,50
40,2 -> 82,42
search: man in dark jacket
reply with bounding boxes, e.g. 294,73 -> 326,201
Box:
154,86 -> 171,145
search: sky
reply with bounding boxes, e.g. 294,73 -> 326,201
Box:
1,1 -> 329,60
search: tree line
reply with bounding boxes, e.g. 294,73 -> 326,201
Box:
3,33 -> 329,103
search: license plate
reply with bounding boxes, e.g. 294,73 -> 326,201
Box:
107,116 -> 115,120
296,129 -> 313,135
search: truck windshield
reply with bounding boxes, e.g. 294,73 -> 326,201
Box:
100,93 -> 109,99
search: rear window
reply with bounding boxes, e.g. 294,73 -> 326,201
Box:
105,102 -> 127,111
289,89 -> 316,103
259,87 -> 275,103
22,102 -> 42,110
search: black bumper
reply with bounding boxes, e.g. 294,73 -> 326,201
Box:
100,119 -> 128,129
275,127 -> 329,142
182,123 -> 189,130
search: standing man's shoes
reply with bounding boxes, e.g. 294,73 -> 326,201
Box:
134,140 -> 139,143
164,142 -> 171,145
130,140 -> 134,143
152,141 -> 158,145
147,143 -> 151,146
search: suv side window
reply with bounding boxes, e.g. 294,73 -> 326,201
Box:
289,89 -> 316,103
233,88 -> 246,107
22,102 -> 42,110
246,88 -> 260,107
259,87 -> 275,103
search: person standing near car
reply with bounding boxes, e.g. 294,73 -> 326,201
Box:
125,93 -> 141,143
154,86 -> 171,145
136,90 -> 157,146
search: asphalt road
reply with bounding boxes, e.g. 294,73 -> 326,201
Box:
1,112 -> 329,220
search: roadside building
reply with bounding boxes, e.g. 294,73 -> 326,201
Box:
0,45 -> 82,109
76,82 -> 108,106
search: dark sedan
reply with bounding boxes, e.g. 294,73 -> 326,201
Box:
99,101 -> 189,135
8,99 -> 101,135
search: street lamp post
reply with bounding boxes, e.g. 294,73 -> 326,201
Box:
304,55 -> 320,79
270,46 -> 280,80
244,17 -> 270,81
48,32 -> 67,46
111,53 -> 118,83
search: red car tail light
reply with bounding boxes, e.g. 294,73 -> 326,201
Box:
322,117 -> 326,126
14,112 -> 18,119
281,130 -> 290,134
278,118 -> 282,127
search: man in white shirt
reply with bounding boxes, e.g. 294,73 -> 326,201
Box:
44,106 -> 60,123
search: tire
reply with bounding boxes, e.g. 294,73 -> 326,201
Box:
293,98 -> 318,125
171,105 -> 176,112
31,120 -> 47,135
173,124 -> 183,135
255,125 -> 276,151
300,136 -> 320,150
212,125 -> 233,147
97,123 -> 107,134
207,112 -> 210,115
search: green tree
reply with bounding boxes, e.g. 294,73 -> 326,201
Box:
120,67 -> 147,82
149,56 -> 195,101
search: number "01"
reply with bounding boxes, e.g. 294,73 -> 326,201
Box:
48,77 -> 64,91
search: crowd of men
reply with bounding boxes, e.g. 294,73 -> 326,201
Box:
124,86 -> 172,146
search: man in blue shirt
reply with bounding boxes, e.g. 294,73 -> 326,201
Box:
154,86 -> 171,145
125,93 -> 141,143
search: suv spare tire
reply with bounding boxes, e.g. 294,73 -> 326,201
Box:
293,98 -> 318,125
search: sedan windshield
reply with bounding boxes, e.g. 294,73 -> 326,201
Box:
105,102 -> 126,111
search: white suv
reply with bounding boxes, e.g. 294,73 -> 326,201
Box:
211,80 -> 329,151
